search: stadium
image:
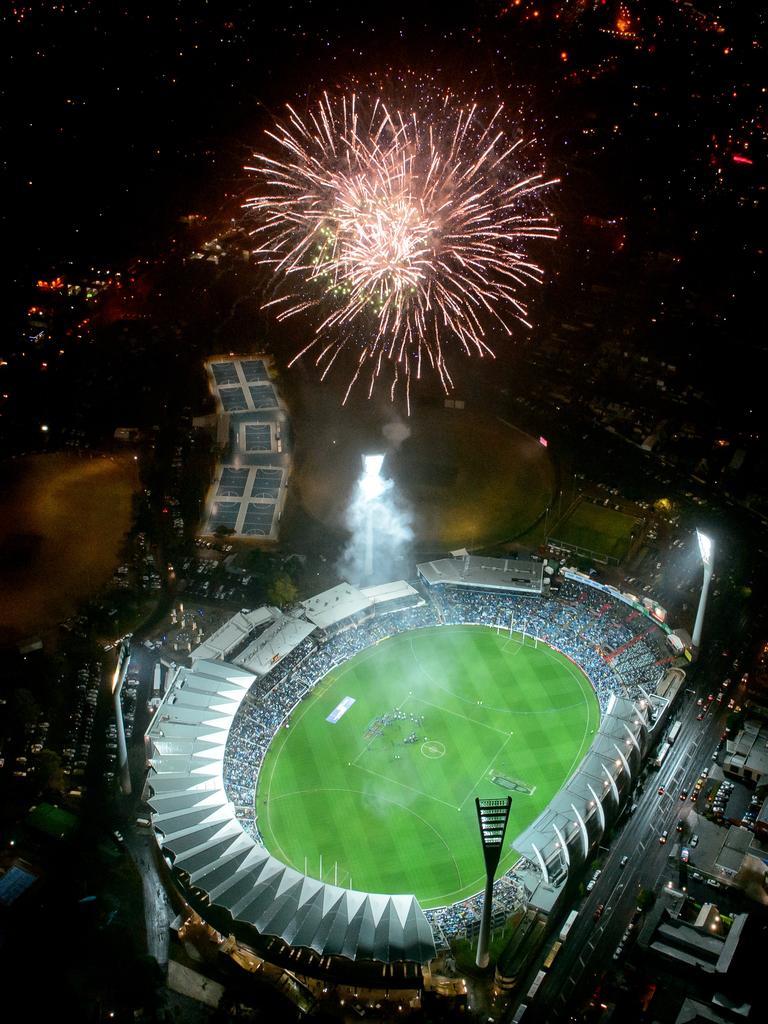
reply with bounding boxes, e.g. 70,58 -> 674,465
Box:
143,555 -> 682,994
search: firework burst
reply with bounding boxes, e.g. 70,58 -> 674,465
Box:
245,88 -> 558,409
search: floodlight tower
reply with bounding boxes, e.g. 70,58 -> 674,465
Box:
692,530 -> 714,649
360,454 -> 386,579
475,796 -> 512,968
112,637 -> 132,796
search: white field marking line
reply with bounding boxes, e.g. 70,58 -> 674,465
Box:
490,699 -> 589,717
350,761 -> 460,812
322,639 -> 399,685
260,683 -> 324,854
262,630 -> 591,886
536,642 -> 600,778
409,629 -> 516,710
500,635 -> 523,658
413,627 -> 585,717
313,626 -> 447,691
459,733 -> 514,811
483,632 -> 589,716
351,692 -> 410,767
419,835 -> 529,905
408,636 -> 444,690
409,630 -> 525,719
422,850 -> 520,906
258,649 -> 390,846
264,785 -> 464,891
559,658 -> 597,782
410,695 -> 512,737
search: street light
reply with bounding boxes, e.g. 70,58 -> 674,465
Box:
692,529 -> 714,649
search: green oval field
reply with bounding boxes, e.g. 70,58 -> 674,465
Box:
256,626 -> 600,908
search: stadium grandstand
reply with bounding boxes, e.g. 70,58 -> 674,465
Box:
189,607 -> 274,664
143,561 -> 682,973
417,554 -> 545,595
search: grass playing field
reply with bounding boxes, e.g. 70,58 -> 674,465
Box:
550,497 -> 641,562
256,625 -> 600,908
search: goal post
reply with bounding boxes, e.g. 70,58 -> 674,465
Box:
509,628 -> 540,649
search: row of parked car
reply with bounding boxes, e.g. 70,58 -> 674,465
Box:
63,664 -> 101,780
613,907 -> 643,961
710,780 -> 735,822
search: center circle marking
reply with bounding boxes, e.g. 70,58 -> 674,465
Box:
421,740 -> 446,759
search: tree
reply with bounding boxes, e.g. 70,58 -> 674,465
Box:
637,887 -> 656,911
37,749 -> 65,792
268,573 -> 298,607
12,688 -> 39,730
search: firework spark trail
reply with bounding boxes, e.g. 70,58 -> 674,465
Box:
245,89 -> 558,406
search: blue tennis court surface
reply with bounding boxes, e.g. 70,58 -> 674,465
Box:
219,387 -> 249,412
245,424 -> 272,452
252,468 -> 283,499
212,362 -> 240,385
209,502 -> 240,530
241,503 -> 276,536
249,384 -> 278,409
217,468 -> 249,497
241,360 -> 270,382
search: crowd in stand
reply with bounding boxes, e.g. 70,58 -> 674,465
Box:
222,603 -> 438,840
220,577 -> 666,937
425,872 -> 527,944
438,585 -> 663,713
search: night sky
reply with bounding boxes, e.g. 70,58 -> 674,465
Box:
2,1 -> 767,436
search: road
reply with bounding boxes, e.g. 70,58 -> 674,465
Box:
509,662 -> 739,1023
126,829 -> 172,968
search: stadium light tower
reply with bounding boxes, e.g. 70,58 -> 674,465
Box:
475,796 -> 512,969
692,530 -> 714,649
112,637 -> 132,796
360,454 -> 386,578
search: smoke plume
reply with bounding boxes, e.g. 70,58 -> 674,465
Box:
338,426 -> 414,585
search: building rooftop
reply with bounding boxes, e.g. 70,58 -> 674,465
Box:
417,554 -> 544,594
235,614 -> 317,675
190,607 -> 274,663
301,582 -> 372,630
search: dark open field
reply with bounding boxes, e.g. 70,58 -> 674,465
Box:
0,453 -> 138,643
